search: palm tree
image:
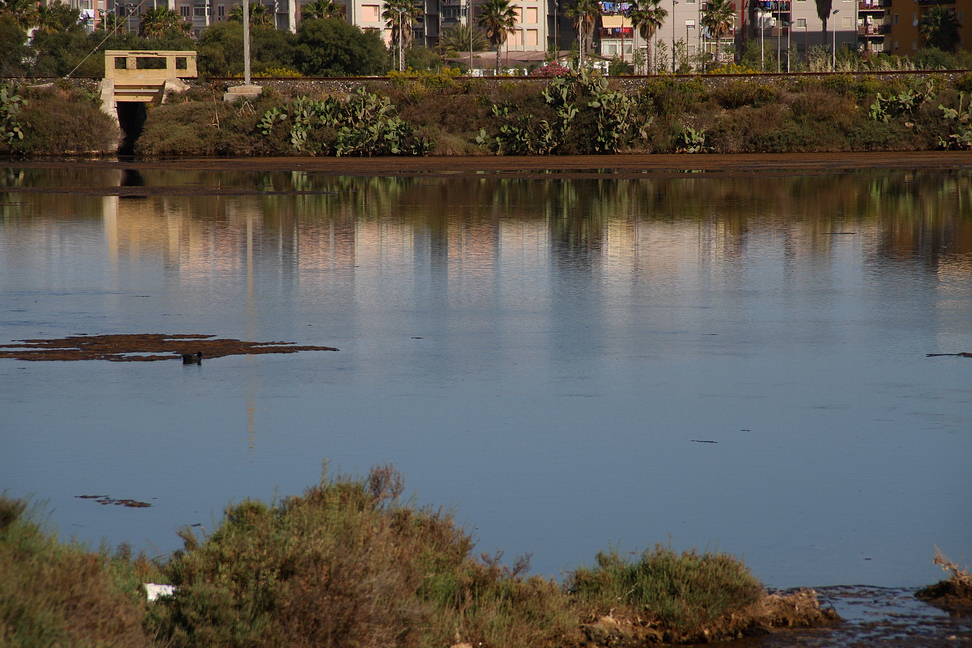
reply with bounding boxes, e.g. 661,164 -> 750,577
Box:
98,9 -> 119,32
139,7 -> 191,39
477,0 -> 517,74
566,0 -> 600,68
0,0 -> 39,30
700,0 -> 734,66
627,0 -> 666,73
229,2 -> 274,26
920,5 -> 962,52
438,23 -> 489,56
301,0 -> 345,22
382,0 -> 423,70
35,1 -> 81,33
814,0 -> 833,48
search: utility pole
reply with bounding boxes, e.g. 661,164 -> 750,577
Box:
672,0 -> 678,73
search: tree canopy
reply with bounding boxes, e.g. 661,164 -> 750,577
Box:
197,20 -> 296,76
139,7 -> 192,39
294,17 -> 388,76
301,0 -> 345,21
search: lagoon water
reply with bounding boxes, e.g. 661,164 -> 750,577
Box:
2,164 -> 971,598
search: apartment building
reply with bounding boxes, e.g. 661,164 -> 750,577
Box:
887,0 -> 971,55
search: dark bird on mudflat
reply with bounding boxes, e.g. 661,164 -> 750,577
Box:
182,352 -> 203,365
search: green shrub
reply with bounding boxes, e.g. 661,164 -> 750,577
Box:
568,544 -> 764,631
10,85 -> 119,155
0,496 -> 163,648
150,464 -> 580,648
711,79 -> 781,109
638,76 -> 708,120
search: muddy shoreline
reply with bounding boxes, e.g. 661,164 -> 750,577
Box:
6,152 -> 972,182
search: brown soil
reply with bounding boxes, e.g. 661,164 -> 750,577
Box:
0,333 -> 338,362
916,580 -> 972,616
76,495 -> 152,508
8,151 -> 972,187
581,589 -> 840,646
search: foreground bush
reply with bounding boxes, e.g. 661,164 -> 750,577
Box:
0,83 -> 119,155
0,496 -> 164,648
149,464 -> 579,648
1,465 -> 838,648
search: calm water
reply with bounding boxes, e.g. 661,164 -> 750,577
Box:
2,165 -> 971,598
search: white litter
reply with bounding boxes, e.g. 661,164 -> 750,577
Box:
145,583 -> 176,601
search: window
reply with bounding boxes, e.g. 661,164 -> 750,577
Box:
842,15 -> 851,27
526,28 -> 538,44
911,39 -> 916,49
180,5 -> 189,16
526,6 -> 537,22
362,4 -> 379,20
193,6 -> 206,17
688,44 -> 696,54
686,18 -> 695,26
959,10 -> 964,21
796,17 -> 806,27
893,13 -> 897,24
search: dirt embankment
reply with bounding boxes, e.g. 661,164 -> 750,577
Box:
582,589 -> 839,646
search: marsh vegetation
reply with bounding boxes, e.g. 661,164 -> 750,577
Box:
0,464 -> 837,648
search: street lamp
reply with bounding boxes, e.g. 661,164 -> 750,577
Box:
672,0 -> 679,73
831,8 -> 839,71
759,4 -> 764,71
468,0 -> 474,76
776,14 -> 781,72
394,6 -> 406,72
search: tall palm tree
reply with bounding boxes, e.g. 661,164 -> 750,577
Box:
566,0 -> 600,68
301,0 -> 345,21
814,0 -> 833,49
700,0 -> 734,65
383,0 -> 423,70
139,7 -> 191,39
477,0 -> 517,74
627,0 -> 666,73
920,5 -> 962,52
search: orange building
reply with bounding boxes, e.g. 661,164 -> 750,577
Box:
887,0 -> 972,55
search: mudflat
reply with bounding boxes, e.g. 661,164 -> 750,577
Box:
8,151 -> 972,182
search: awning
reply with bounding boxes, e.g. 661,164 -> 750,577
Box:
601,15 -> 630,28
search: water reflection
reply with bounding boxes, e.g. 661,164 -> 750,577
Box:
1,167 -> 970,592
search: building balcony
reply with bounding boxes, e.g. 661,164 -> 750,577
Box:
857,0 -> 888,10
756,0 -> 789,12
